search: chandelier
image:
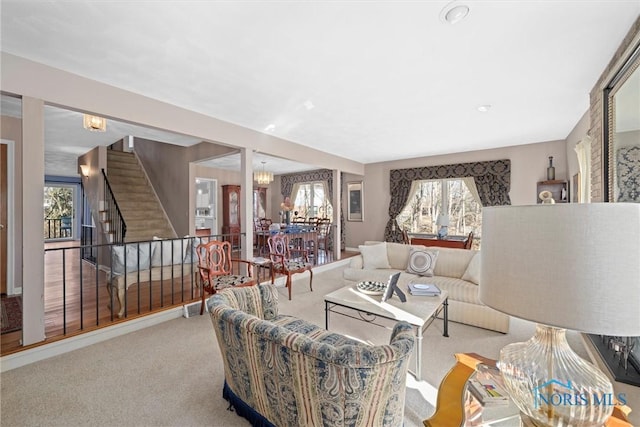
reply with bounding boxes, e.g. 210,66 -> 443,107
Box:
83,114 -> 107,132
254,161 -> 274,185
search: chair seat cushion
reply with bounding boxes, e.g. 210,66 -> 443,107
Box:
273,260 -> 310,271
210,275 -> 253,290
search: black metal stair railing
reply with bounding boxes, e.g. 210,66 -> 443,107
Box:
102,169 -> 127,243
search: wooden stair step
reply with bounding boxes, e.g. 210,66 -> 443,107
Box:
106,167 -> 145,178
102,150 -> 176,243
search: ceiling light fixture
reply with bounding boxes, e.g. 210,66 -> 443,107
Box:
440,1 -> 470,24
477,104 -> 492,112
254,161 -> 274,185
303,100 -> 315,110
265,123 -> 276,132
83,114 -> 107,132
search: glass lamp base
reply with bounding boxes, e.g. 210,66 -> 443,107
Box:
499,324 -> 614,426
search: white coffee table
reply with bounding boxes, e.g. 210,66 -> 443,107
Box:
324,284 -> 449,381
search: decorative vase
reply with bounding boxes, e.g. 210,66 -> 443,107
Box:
547,156 -> 555,181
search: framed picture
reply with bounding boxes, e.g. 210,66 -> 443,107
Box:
347,181 -> 363,221
572,173 -> 580,203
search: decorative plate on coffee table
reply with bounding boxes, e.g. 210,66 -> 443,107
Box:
357,281 -> 387,295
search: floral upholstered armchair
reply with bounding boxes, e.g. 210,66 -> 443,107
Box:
207,284 -> 415,427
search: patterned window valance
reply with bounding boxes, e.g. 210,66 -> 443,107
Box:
280,169 -> 334,198
385,159 -> 511,242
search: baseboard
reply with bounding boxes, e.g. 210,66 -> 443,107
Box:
0,307 -> 183,372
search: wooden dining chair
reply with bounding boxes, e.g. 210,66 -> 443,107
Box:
316,218 -> 332,260
464,231 -> 474,249
195,240 -> 256,314
267,233 -> 313,300
401,228 -> 410,245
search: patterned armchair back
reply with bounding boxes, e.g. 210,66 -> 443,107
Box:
207,284 -> 415,427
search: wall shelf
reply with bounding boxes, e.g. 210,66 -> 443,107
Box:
537,180 -> 568,204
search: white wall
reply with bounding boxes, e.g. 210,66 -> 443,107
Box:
344,139 -> 569,247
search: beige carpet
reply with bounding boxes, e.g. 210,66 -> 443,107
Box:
1,265 -> 638,426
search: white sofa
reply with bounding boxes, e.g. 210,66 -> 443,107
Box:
342,242 -> 509,333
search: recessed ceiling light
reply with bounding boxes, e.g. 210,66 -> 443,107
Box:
265,124 -> 276,132
477,104 -> 492,113
440,1 -> 470,24
303,100 -> 315,110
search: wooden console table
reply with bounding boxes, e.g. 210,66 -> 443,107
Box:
424,353 -> 633,427
410,233 -> 472,249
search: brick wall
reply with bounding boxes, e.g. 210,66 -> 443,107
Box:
589,16 -> 640,202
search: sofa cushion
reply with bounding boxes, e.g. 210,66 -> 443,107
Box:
406,247 -> 439,277
385,242 -> 411,270
462,252 -> 481,285
358,242 -> 391,269
348,255 -> 364,269
428,276 -> 483,305
433,247 -> 477,278
183,236 -> 202,264
151,237 -> 188,267
112,243 -> 151,274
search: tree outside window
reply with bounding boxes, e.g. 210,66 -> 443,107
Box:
396,178 -> 482,248
44,186 -> 74,239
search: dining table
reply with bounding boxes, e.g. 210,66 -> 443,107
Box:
256,225 -> 320,264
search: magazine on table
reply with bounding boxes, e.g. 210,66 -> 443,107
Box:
407,283 -> 441,296
468,377 -> 510,406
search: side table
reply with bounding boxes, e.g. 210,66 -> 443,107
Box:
423,353 -> 633,427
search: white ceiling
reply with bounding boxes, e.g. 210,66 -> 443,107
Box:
1,95 -> 315,175
1,1 -> 639,174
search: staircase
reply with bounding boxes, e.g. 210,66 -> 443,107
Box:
104,150 -> 176,243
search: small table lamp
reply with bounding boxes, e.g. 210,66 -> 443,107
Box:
436,214 -> 449,239
480,204 -> 640,426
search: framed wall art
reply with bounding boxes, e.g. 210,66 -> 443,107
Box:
347,181 -> 363,221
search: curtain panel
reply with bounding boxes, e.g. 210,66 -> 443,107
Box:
384,159 -> 511,242
280,169 -> 345,248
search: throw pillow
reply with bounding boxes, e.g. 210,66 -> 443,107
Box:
462,252 -> 481,285
406,247 -> 438,277
182,235 -> 202,264
112,243 -> 151,275
151,236 -> 188,267
358,243 -> 391,270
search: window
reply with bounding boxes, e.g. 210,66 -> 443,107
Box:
43,184 -> 75,240
293,182 -> 333,219
396,178 -> 482,247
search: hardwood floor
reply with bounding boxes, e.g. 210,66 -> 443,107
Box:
1,241 -> 358,356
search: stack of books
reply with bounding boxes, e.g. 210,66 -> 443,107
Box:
468,377 -> 510,406
407,283 -> 441,296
